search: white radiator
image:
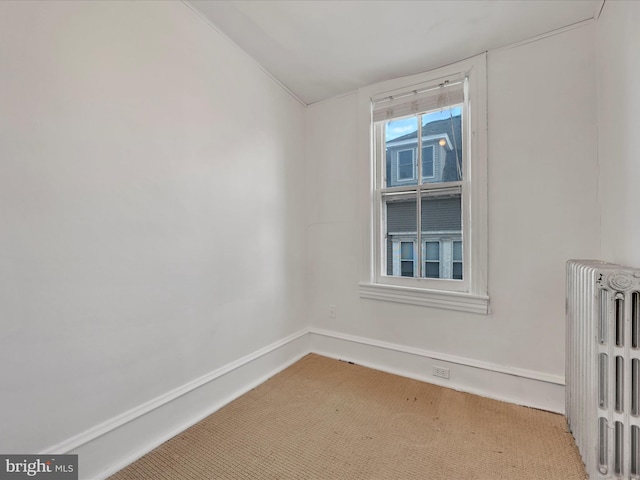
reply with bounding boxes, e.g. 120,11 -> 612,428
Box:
567,260 -> 640,479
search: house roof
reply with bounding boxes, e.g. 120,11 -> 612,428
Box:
391,115 -> 462,149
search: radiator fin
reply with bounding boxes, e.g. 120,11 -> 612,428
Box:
617,356 -> 625,413
600,353 -> 609,409
617,297 -> 625,347
633,359 -> 639,417
633,292 -> 639,350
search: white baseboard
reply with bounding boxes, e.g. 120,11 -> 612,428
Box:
47,327 -> 565,479
309,328 -> 566,414
69,329 -> 311,480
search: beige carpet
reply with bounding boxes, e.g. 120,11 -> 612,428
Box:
109,353 -> 587,479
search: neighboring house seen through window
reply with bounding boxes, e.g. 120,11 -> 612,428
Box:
382,105 -> 463,281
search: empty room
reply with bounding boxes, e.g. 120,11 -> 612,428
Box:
1,0 -> 639,479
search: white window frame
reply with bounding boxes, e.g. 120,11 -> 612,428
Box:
357,54 -> 489,314
396,148 -> 415,181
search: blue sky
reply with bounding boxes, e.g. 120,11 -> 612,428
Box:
386,107 -> 462,141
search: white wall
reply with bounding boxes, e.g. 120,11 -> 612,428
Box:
596,0 -> 640,268
306,24 -> 599,394
0,0 -> 306,456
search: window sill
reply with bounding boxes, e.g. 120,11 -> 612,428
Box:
358,282 -> 489,314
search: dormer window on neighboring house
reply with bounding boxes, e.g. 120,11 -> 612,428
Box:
385,128 -> 454,187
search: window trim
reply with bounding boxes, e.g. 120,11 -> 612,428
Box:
357,53 -> 489,314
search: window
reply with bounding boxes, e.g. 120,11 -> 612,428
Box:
453,240 -> 463,280
397,149 -> 414,181
400,241 -> 415,277
424,241 -> 440,278
422,145 -> 434,178
357,54 -> 488,314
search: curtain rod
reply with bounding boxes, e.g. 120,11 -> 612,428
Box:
373,79 -> 464,106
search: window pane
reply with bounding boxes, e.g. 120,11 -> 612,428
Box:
453,262 -> 463,280
425,262 -> 440,278
426,241 -> 439,260
421,189 -> 462,280
397,150 -> 414,180
385,117 -> 418,187
385,192 -> 417,276
401,261 -> 414,277
401,241 -> 414,260
422,146 -> 434,177
453,241 -> 462,262
421,107 -> 462,184
453,240 -> 463,280
421,190 -> 461,233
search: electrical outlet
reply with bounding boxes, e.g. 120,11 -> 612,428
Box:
433,366 -> 450,379
329,304 -> 337,318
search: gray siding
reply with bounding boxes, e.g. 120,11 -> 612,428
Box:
423,196 -> 462,231
386,196 -> 461,233
386,200 -> 416,232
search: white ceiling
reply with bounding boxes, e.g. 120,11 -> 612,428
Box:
188,0 -> 603,105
